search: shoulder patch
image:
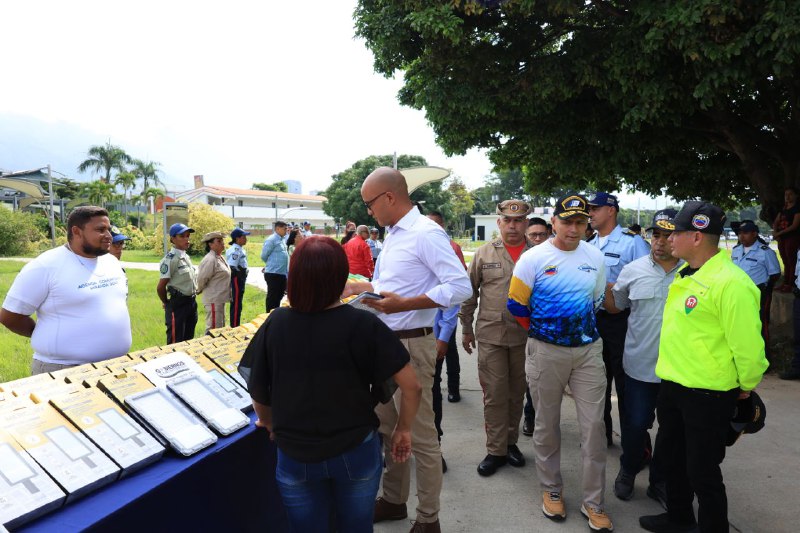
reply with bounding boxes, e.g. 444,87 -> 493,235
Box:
159,263 -> 169,274
166,252 -> 175,258
761,245 -> 770,250
623,230 -> 637,236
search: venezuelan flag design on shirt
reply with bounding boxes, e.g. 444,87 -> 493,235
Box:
507,240 -> 606,347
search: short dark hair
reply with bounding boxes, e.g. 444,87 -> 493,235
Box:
274,221 -> 287,229
428,210 -> 444,221
528,217 -> 547,227
67,206 -> 108,241
287,237 -> 349,313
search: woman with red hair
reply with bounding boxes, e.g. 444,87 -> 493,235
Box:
246,236 -> 421,532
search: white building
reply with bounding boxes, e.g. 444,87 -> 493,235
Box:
471,206 -> 554,241
175,183 -> 334,233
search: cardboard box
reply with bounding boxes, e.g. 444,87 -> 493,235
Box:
12,381 -> 83,403
0,374 -> 55,394
159,341 -> 189,352
127,346 -> 166,360
96,373 -> 166,448
0,428 -> 65,530
92,355 -> 132,370
186,354 -> 251,411
50,388 -> 164,476
0,403 -> 119,503
49,364 -> 97,382
211,338 -> 236,349
66,368 -> 111,388
209,353 -> 247,389
207,326 -> 232,338
105,359 -> 143,375
202,346 -> 229,360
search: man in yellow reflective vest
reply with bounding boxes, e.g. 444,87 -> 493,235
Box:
639,201 -> 768,533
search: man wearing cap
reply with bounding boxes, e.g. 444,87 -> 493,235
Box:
731,220 -> 780,360
344,167 -> 472,533
261,221 -> 289,312
0,206 -> 131,374
197,232 -> 232,334
367,227 -> 383,263
508,194 -> 613,532
602,209 -> 682,505
301,221 -> 313,237
459,199 -> 531,477
639,201 -> 768,533
587,192 -> 650,446
157,223 -> 199,343
227,228 -> 250,327
343,224 -> 374,279
109,226 -> 130,262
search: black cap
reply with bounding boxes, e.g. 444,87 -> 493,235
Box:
587,192 -> 619,210
726,391 -> 766,446
646,209 -> 678,232
739,220 -> 759,233
672,201 -> 726,234
553,193 -> 590,219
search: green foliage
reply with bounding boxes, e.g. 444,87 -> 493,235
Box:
78,142 -> 133,183
323,154 -> 428,226
53,178 -> 80,200
132,160 -> 163,192
355,1 -> 800,220
0,209 -> 47,256
252,182 -> 288,192
78,180 -> 115,206
152,203 -> 235,255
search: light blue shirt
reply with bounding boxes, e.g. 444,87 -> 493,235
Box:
366,237 -> 383,259
226,243 -> 248,271
260,233 -> 288,276
433,305 -> 459,342
731,243 -> 780,286
588,224 -> 651,284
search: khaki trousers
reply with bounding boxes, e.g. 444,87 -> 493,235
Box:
376,333 -> 442,523
203,302 -> 226,333
526,337 -> 608,508
477,341 -> 527,455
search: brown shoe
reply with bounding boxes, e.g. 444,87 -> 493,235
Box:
410,519 -> 441,532
373,497 -> 407,523
581,503 -> 614,532
542,491 -> 566,521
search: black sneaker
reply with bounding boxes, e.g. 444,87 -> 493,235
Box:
780,368 -> 800,380
441,455 -> 447,473
639,513 -> 697,532
613,469 -> 635,500
646,482 -> 668,510
522,417 -> 534,436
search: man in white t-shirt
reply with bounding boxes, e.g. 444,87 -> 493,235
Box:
0,206 -> 132,375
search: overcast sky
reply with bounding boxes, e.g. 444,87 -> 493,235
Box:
0,0 -> 665,208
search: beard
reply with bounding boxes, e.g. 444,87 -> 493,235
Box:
81,242 -> 110,257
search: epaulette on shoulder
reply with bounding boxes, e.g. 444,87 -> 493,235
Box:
761,245 -> 771,250
732,243 -> 741,248
623,229 -> 637,236
166,252 -> 175,259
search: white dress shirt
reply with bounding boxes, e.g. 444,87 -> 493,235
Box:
373,207 -> 472,330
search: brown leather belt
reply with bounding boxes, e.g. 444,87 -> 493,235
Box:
394,327 -> 433,339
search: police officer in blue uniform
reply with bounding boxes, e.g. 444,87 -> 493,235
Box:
226,228 -> 250,327
157,223 -> 199,344
587,192 -> 650,445
732,220 -> 780,360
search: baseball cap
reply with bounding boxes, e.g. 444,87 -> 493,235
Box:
553,194 -> 590,219
169,223 -> 195,237
587,192 -> 619,209
201,231 -> 225,243
726,391 -> 766,446
303,220 -> 311,226
739,220 -> 759,233
229,228 -> 251,244
646,209 -> 678,232
672,201 -> 726,234
496,199 -> 532,218
369,227 -> 379,233
110,225 -> 130,243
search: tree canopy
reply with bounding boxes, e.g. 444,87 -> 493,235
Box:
78,142 -> 132,184
252,182 -> 288,192
355,1 -> 800,219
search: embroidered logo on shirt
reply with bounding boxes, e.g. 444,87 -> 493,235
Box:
160,263 -> 168,274
482,262 -> 502,269
544,265 -> 558,276
691,215 -> 710,230
685,295 -> 698,314
578,263 -> 597,272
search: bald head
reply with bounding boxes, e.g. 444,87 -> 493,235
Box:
361,167 -> 413,227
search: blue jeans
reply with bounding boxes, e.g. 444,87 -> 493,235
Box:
620,374 -> 663,484
276,431 -> 382,533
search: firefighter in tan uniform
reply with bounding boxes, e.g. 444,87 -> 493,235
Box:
460,199 -> 532,476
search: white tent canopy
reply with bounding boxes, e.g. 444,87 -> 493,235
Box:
400,166 -> 451,194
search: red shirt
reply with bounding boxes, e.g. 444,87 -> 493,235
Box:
450,240 -> 467,270
504,242 -> 526,264
343,235 -> 374,278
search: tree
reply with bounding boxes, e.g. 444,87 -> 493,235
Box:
252,182 -> 288,192
78,180 -> 115,207
447,177 -> 474,236
132,159 -> 163,199
323,154 -> 428,228
115,171 -> 138,220
141,186 -> 165,227
152,203 -> 234,255
53,178 -> 80,201
78,142 -> 132,183
355,1 -> 800,220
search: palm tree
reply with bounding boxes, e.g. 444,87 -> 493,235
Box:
141,186 -> 165,227
78,142 -> 133,183
132,159 -> 163,195
115,171 -> 138,221
79,181 -> 115,207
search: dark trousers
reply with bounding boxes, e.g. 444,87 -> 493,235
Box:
524,387 -> 535,422
596,309 -> 628,439
620,374 -> 662,484
432,331 -> 460,440
230,272 -> 247,327
165,294 -> 197,344
758,285 -> 772,361
778,234 -> 800,286
791,296 -> 800,369
658,380 -> 738,532
264,273 -> 287,312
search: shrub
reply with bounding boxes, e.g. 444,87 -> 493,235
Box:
151,203 -> 234,255
0,208 -> 48,256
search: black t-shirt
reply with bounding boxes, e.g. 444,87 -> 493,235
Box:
246,305 -> 410,462
778,204 -> 800,235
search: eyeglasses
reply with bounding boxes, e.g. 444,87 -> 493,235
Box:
111,242 -> 126,248
363,191 -> 389,210
528,232 -> 548,239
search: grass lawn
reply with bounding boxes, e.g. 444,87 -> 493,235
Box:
0,262 -> 267,383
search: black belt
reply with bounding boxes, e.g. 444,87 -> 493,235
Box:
394,327 -> 433,339
168,288 -> 195,299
